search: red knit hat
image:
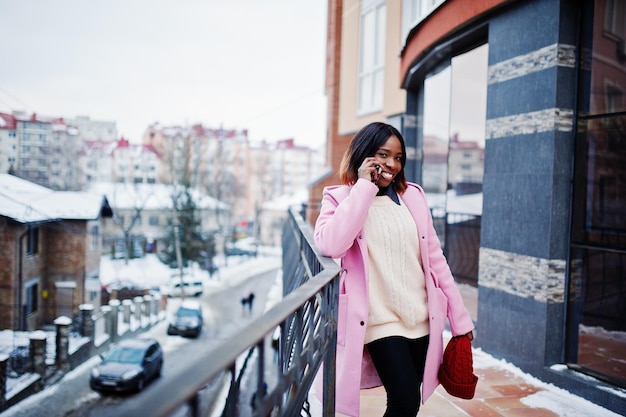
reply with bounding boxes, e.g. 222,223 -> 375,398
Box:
438,335 -> 478,399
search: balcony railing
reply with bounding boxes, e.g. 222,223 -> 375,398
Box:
117,206 -> 341,416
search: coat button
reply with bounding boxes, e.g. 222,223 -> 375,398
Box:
360,321 -> 365,326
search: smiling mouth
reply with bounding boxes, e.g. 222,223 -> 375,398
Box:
380,171 -> 394,180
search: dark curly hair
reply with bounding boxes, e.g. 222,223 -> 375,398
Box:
339,122 -> 407,194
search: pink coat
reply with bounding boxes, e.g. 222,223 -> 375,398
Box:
313,179 -> 474,417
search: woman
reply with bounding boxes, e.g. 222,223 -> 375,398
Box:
314,122 -> 474,417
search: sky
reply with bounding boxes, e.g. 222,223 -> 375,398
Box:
0,0 -> 328,148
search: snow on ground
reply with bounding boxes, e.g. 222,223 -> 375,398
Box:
5,249 -> 623,417
470,342 -> 623,417
99,246 -> 282,292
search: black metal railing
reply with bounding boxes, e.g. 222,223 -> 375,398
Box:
117,207 -> 341,416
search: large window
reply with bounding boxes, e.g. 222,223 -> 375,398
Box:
421,44 -> 488,285
358,0 -> 386,114
25,281 -> 39,316
402,0 -> 446,38
568,0 -> 626,388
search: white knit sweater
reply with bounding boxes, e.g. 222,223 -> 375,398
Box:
363,195 -> 430,344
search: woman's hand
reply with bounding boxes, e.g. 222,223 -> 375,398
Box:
465,331 -> 474,341
357,157 -> 382,183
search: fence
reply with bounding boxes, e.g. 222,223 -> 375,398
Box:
0,293 -> 164,412
115,206 -> 341,417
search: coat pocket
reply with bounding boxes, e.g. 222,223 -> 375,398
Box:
428,285 -> 448,336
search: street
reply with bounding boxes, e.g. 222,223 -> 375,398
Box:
0,265 -> 280,417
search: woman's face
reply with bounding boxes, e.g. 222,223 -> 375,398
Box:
372,135 -> 403,188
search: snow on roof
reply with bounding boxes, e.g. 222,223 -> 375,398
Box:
87,181 -> 229,211
0,112 -> 16,129
0,174 -> 110,223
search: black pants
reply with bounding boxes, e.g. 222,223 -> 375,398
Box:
366,335 -> 429,417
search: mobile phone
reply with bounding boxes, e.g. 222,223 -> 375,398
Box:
372,165 -> 381,183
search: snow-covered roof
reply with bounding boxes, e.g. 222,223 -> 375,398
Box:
87,182 -> 229,211
0,174 -> 112,223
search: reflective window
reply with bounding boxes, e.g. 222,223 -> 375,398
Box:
421,44 -> 487,285
568,0 -> 626,389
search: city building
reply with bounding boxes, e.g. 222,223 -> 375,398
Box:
87,181 -> 230,258
0,113 -> 18,175
311,0 -> 625,413
0,174 -> 112,330
143,123 -> 325,235
0,111 -> 118,191
66,115 -> 117,142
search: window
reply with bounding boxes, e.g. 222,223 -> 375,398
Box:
26,227 -> 39,255
605,0 -> 626,39
358,0 -> 386,114
25,281 -> 39,316
567,0 -> 626,388
149,215 -> 159,226
420,44 -> 488,285
402,0 -> 446,38
91,225 -> 99,249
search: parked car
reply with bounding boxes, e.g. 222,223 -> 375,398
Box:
225,237 -> 258,257
162,274 -> 204,297
167,300 -> 204,337
90,338 -> 163,393
101,280 -> 148,305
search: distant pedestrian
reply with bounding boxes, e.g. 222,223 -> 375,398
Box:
241,297 -> 248,316
247,292 -> 255,314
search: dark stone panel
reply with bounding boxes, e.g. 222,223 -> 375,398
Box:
488,0 -> 561,64
476,286 -> 551,375
548,173 -> 573,259
544,302 -> 565,363
485,134 -> 555,175
555,65 -> 578,109
481,132 -> 576,259
487,70 -> 559,119
482,172 -> 554,259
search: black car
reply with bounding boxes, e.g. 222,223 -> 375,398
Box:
167,300 -> 203,337
90,338 -> 163,393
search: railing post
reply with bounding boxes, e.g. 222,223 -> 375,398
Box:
133,296 -> 143,325
100,305 -> 112,342
109,299 -> 120,342
79,304 -> 94,341
322,279 -> 338,416
0,354 -> 7,407
142,295 -> 152,327
29,330 -> 47,389
122,299 -> 132,323
54,316 -> 72,372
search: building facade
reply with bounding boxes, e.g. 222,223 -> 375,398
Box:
0,174 -> 112,330
0,111 -> 118,191
312,0 -> 625,413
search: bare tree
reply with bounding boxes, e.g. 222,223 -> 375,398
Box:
110,183 -> 152,264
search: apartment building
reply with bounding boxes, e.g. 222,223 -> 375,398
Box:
313,0 -> 625,413
0,111 -> 117,191
143,123 -> 324,230
0,174 -> 112,330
